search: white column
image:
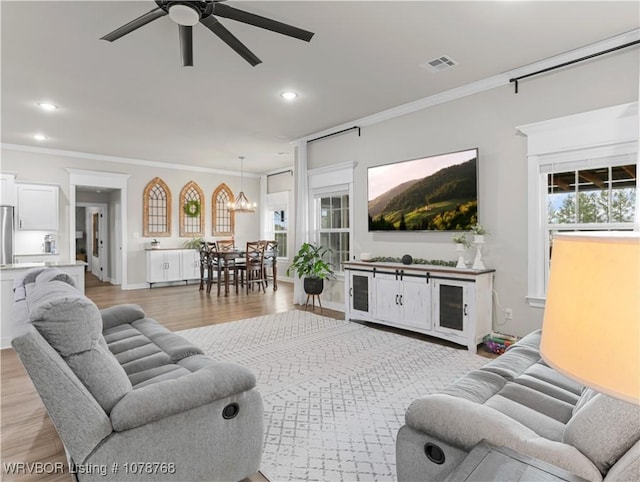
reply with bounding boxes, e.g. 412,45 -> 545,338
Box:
293,140 -> 309,305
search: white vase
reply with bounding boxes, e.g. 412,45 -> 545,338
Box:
455,243 -> 467,268
472,237 -> 485,270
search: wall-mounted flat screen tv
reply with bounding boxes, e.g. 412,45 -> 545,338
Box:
368,148 -> 478,231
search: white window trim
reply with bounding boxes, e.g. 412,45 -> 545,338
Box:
308,162 -> 355,279
269,202 -> 289,261
517,102 -> 638,308
314,189 -> 351,276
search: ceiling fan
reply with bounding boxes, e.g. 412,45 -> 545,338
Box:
101,0 -> 314,67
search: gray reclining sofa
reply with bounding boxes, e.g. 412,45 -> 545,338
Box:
11,267 -> 264,481
397,329 -> 640,482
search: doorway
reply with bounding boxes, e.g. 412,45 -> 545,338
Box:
77,201 -> 109,283
69,169 -> 129,289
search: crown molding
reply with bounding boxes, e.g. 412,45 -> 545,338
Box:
0,143 -> 261,179
295,28 -> 640,143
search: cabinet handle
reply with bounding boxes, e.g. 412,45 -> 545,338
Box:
19,219 -> 22,228
399,295 -> 403,306
395,294 -> 399,305
463,304 -> 468,316
349,287 -> 353,297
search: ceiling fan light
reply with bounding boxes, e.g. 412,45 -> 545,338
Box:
168,4 -> 200,26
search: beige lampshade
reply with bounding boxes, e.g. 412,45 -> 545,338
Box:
540,231 -> 640,404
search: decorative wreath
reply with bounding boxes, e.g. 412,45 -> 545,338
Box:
184,200 -> 201,218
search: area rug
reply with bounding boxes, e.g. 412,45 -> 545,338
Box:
178,311 -> 488,482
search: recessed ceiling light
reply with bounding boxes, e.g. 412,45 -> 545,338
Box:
280,91 -> 298,101
37,102 -> 58,111
33,133 -> 48,141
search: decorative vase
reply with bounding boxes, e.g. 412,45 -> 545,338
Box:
472,237 -> 485,270
455,243 -> 467,268
401,254 -> 413,265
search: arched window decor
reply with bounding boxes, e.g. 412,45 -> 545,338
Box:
143,177 -> 172,237
179,181 -> 205,237
212,183 -> 235,236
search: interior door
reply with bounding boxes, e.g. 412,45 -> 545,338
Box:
90,208 -> 108,281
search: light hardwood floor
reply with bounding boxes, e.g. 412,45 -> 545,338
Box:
1,275 -> 341,481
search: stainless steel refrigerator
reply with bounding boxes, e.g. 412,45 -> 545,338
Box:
0,206 -> 14,265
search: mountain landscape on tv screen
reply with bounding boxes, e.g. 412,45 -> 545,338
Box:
368,158 -> 477,231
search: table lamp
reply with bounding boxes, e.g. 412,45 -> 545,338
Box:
540,231 -> 640,404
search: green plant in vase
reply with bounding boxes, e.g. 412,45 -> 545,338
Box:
287,242 -> 335,295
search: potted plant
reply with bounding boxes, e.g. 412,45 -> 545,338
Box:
286,242 -> 335,295
150,238 -> 160,249
183,236 -> 204,250
452,233 -> 471,248
452,233 -> 470,268
469,223 -> 489,244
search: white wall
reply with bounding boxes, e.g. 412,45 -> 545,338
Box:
306,48 -> 639,337
0,149 -> 261,287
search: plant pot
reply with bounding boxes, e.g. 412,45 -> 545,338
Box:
304,277 -> 324,295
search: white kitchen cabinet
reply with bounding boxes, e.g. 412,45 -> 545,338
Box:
1,174 -> 16,206
17,183 -> 59,230
146,249 -> 200,287
375,273 -> 431,331
345,261 -> 494,353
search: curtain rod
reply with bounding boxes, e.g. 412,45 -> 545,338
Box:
509,40 -> 640,94
307,126 -> 361,144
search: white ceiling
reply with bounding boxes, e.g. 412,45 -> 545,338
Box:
2,1 -> 639,174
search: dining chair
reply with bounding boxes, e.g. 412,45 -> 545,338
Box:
215,240 -> 240,295
262,240 -> 278,291
238,241 -> 266,294
198,241 -> 209,291
202,242 -> 218,294
217,239 -> 235,252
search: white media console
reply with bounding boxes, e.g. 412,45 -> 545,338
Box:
344,261 -> 495,353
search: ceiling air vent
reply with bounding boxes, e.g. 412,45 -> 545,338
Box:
421,55 -> 458,73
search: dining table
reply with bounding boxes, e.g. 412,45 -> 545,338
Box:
215,249 -> 244,297
215,248 -> 277,296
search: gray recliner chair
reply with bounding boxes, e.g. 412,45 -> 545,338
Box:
11,268 -> 264,481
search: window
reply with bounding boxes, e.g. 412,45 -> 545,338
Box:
212,183 -> 235,236
544,159 -> 637,291
272,208 -> 288,258
518,102 -> 638,307
179,181 -> 205,237
317,192 -> 350,273
143,177 -> 171,237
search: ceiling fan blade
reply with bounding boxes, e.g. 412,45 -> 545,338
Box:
212,3 -> 314,42
200,16 -> 262,66
101,7 -> 168,42
179,25 -> 193,67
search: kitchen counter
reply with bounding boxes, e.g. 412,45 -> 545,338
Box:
0,262 -> 86,349
0,260 -> 85,271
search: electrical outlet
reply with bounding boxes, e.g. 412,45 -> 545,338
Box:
504,308 -> 513,320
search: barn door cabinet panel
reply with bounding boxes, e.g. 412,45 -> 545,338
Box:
344,261 -> 494,353
345,269 -> 375,321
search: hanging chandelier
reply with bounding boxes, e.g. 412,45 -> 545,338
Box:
228,156 -> 256,213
